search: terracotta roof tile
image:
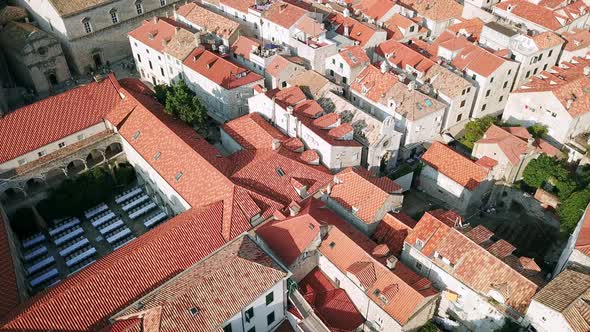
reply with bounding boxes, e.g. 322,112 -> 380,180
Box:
330,167 -> 402,224
263,1 -> 308,29
219,0 -> 255,13
176,3 -> 240,39
222,113 -> 288,150
231,36 -> 261,61
0,74 -> 122,164
338,46 -> 370,67
128,17 -> 185,53
183,47 -> 263,90
421,142 -> 490,190
563,28 -> 590,51
405,210 -> 539,315
326,13 -> 379,47
464,225 -> 494,245
373,212 -> 417,256
299,268 -> 365,331
0,211 -> 19,321
352,0 -> 395,20
447,18 -> 484,41
399,0 -> 463,21
495,0 -> 588,31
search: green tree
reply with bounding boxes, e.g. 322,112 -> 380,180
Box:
522,154 -> 568,188
165,80 -> 208,129
556,178 -> 578,200
528,124 -> 548,138
154,84 -> 171,104
460,116 -> 498,149
558,189 -> 590,233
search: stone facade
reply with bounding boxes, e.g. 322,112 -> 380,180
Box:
0,22 -> 70,95
16,0 -> 183,75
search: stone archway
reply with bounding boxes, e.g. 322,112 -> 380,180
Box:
105,142 -> 123,159
25,178 -> 46,195
86,149 -> 105,169
45,167 -> 67,187
0,187 -> 26,204
66,159 -> 86,175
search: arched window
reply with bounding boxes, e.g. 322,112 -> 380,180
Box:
135,0 -> 143,15
109,8 -> 119,24
82,17 -> 92,33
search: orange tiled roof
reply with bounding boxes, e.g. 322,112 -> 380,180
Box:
495,0 -> 588,31
513,56 -> 590,117
0,74 -> 122,164
447,18 -> 484,41
330,167 -> 402,224
399,0 -> 463,22
575,204 -> 590,256
0,211 -> 19,321
263,1 -> 308,29
128,17 -> 184,53
222,113 -> 288,150
111,235 -> 288,332
183,47 -> 263,90
326,12 -> 379,47
339,46 -> 370,67
421,142 -> 490,191
405,210 -> 540,315
230,36 -> 261,61
219,0 -> 255,13
352,0 -> 395,20
532,31 -> 564,50
176,2 -> 239,39
373,212 -> 417,256
266,55 -> 302,77
562,28 -> 590,51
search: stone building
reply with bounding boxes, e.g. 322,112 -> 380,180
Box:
15,0 -> 183,75
0,21 -> 70,95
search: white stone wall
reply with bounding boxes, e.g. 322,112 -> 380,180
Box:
318,255 -> 404,332
325,53 -> 353,85
526,300 -> 574,332
119,136 -> 191,214
220,128 -> 243,155
439,85 -> 476,131
469,60 -> 519,118
299,125 -> 362,170
502,91 -> 573,144
404,110 -> 444,145
130,36 -> 170,86
222,280 -> 288,332
419,165 -> 474,211
0,123 -> 108,173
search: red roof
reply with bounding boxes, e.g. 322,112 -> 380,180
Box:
299,268 -> 364,332
421,142 -> 490,191
0,74 -> 122,164
231,35 -> 261,60
373,212 -> 417,256
127,17 -> 184,52
111,80 -> 283,241
1,205 -> 227,330
353,0 -> 395,20
263,1 -> 308,29
326,13 -> 378,47
222,113 -> 288,150
330,167 -> 402,224
257,203 -> 322,265
405,210 -> 539,315
229,148 -> 332,205
110,235 -> 288,332
183,47 -> 263,89
339,46 -> 370,67
0,211 -> 19,321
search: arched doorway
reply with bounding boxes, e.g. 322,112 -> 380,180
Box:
66,159 -> 86,175
45,167 -> 67,187
1,187 -> 26,204
86,149 -> 104,168
105,142 -> 123,159
25,178 -> 46,195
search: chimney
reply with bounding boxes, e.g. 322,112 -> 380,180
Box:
286,105 -> 294,113
380,61 -> 389,73
527,136 -> 535,148
584,66 -> 590,76
175,26 -> 181,34
343,8 -> 350,17
153,16 -> 159,24
344,24 -> 350,37
271,139 -> 281,150
386,255 -> 398,269
566,98 -> 573,109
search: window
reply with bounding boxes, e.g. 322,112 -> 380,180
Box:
137,54 -> 141,63
160,0 -> 166,6
490,76 -> 494,83
485,89 -> 491,97
339,63 -> 344,69
467,87 -> 471,93
415,261 -> 423,271
342,77 -> 347,84
38,150 -> 46,157
135,0 -> 143,14
267,311 -> 275,325
77,134 -> 85,140
110,9 -> 119,23
543,64 -> 548,70
160,67 -> 164,76
456,113 -> 462,122
549,50 -> 553,57
154,151 -> 161,160
133,131 -> 141,140
526,71 -> 531,78
266,292 -> 274,305
460,100 -> 466,107
223,324 -> 232,332
503,81 -> 508,89
508,69 -> 511,75
82,17 -> 92,33
409,25 -> 415,32
329,69 -> 334,76
472,74 -> 476,80
58,142 -> 66,148
538,53 -> 543,61
416,239 -> 424,249
247,328 -> 255,332
533,68 -> 538,75
482,104 -> 487,111
461,88 -> 466,95
245,307 -> 254,323
149,60 -> 153,70
18,158 -> 26,165
499,96 -> 503,102
175,171 -> 183,181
